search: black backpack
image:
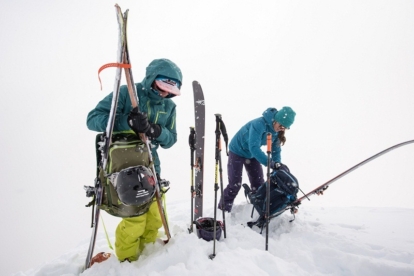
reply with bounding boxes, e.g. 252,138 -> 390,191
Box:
243,165 -> 299,227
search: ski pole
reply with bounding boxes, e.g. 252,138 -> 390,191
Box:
210,114 -> 222,260
217,115 -> 228,238
218,138 -> 227,238
265,133 -> 272,251
189,127 -> 196,233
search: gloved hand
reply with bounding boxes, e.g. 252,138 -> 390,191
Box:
270,161 -> 289,172
270,161 -> 282,170
127,107 -> 162,140
146,123 -> 161,140
128,107 -> 151,134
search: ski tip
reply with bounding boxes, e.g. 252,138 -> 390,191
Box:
90,252 -> 111,267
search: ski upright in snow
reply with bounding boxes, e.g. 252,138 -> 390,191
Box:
192,81 -> 205,220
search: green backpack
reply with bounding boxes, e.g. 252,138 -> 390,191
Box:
95,132 -> 155,218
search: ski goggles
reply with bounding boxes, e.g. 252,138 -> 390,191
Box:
152,76 -> 181,98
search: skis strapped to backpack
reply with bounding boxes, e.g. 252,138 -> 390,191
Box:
83,4 -> 171,270
117,6 -> 171,245
83,4 -> 127,270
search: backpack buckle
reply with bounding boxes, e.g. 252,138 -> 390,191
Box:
84,186 -> 96,198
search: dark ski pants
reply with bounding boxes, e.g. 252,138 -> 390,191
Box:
220,151 -> 264,211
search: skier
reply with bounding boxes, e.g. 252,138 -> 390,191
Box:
218,107 -> 296,212
87,58 -> 183,262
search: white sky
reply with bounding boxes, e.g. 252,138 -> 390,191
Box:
1,0 -> 413,275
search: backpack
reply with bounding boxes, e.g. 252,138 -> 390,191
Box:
95,132 -> 155,218
243,166 -> 299,227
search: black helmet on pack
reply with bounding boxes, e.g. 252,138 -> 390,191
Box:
194,217 -> 223,242
113,166 -> 156,210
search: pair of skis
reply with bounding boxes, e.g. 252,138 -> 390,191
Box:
84,4 -> 170,270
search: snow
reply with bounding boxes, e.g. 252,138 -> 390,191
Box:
13,201 -> 414,276
1,0 -> 414,275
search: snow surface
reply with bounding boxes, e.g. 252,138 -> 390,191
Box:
13,200 -> 414,276
2,1 -> 414,275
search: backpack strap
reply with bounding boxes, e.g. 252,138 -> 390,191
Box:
95,133 -> 104,177
101,215 -> 114,250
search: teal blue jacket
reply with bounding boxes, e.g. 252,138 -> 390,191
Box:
229,107 -> 282,165
86,59 -> 183,175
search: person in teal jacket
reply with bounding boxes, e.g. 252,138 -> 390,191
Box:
87,58 -> 183,262
219,107 -> 296,212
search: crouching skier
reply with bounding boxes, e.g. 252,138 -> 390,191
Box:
219,107 -> 296,212
86,58 -> 183,263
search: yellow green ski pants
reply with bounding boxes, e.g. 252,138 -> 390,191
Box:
115,200 -> 162,261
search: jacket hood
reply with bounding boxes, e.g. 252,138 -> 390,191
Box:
262,107 -> 278,125
142,58 -> 183,91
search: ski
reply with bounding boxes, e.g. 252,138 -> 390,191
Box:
292,139 -> 414,207
246,139 -> 414,229
193,81 -> 205,220
84,4 -> 127,270
120,6 -> 172,242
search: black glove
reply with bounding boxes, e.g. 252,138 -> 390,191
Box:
146,123 -> 161,140
270,161 -> 282,170
270,161 -> 289,172
128,107 -> 151,134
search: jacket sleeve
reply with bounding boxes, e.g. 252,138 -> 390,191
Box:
248,122 -> 268,166
155,105 -> 177,149
271,139 -> 282,163
86,86 -> 131,132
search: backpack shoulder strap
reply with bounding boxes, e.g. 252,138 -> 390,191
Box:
95,133 -> 104,177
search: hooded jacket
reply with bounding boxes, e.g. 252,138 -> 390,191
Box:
229,107 -> 282,165
86,58 -> 183,174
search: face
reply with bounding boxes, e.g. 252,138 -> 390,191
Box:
151,77 -> 181,98
151,82 -> 171,98
157,90 -> 170,98
273,121 -> 286,132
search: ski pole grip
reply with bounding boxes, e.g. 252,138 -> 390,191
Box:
189,127 -> 196,150
267,133 -> 272,153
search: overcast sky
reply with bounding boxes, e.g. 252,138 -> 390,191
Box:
1,1 -> 413,275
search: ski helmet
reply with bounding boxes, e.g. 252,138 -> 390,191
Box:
113,166 -> 156,210
194,217 -> 223,241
